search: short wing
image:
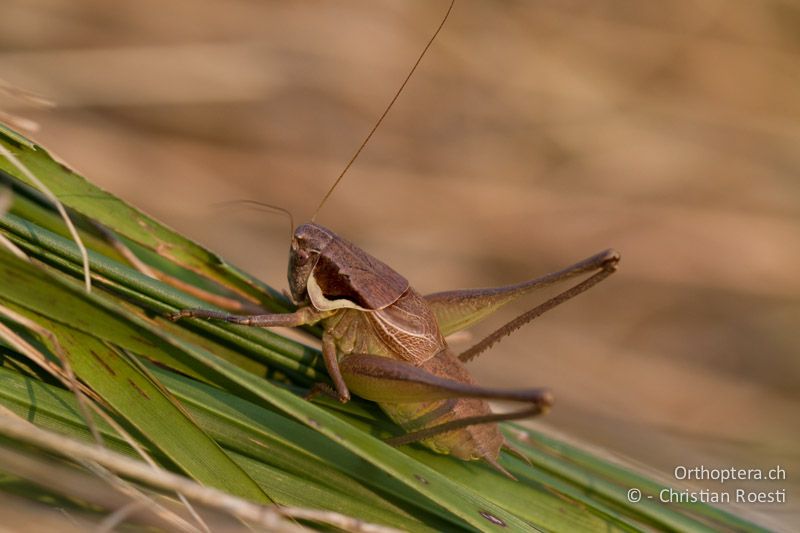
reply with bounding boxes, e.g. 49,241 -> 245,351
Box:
368,288 -> 446,365
313,235 -> 408,310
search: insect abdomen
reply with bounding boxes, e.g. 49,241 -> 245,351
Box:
323,287 -> 504,461
379,349 -> 505,461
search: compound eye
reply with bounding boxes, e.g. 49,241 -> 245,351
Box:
291,237 -> 310,256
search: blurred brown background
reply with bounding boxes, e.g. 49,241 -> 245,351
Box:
1,0 -> 798,528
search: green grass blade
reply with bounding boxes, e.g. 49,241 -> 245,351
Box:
0,128 -> 283,308
0,212 -> 322,379
505,425 -> 769,532
0,363 -> 438,531
0,253 -> 270,503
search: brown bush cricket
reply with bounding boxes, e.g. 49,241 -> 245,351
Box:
170,0 -> 620,477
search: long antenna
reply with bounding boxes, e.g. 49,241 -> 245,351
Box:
311,0 -> 456,222
211,199 -> 295,243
